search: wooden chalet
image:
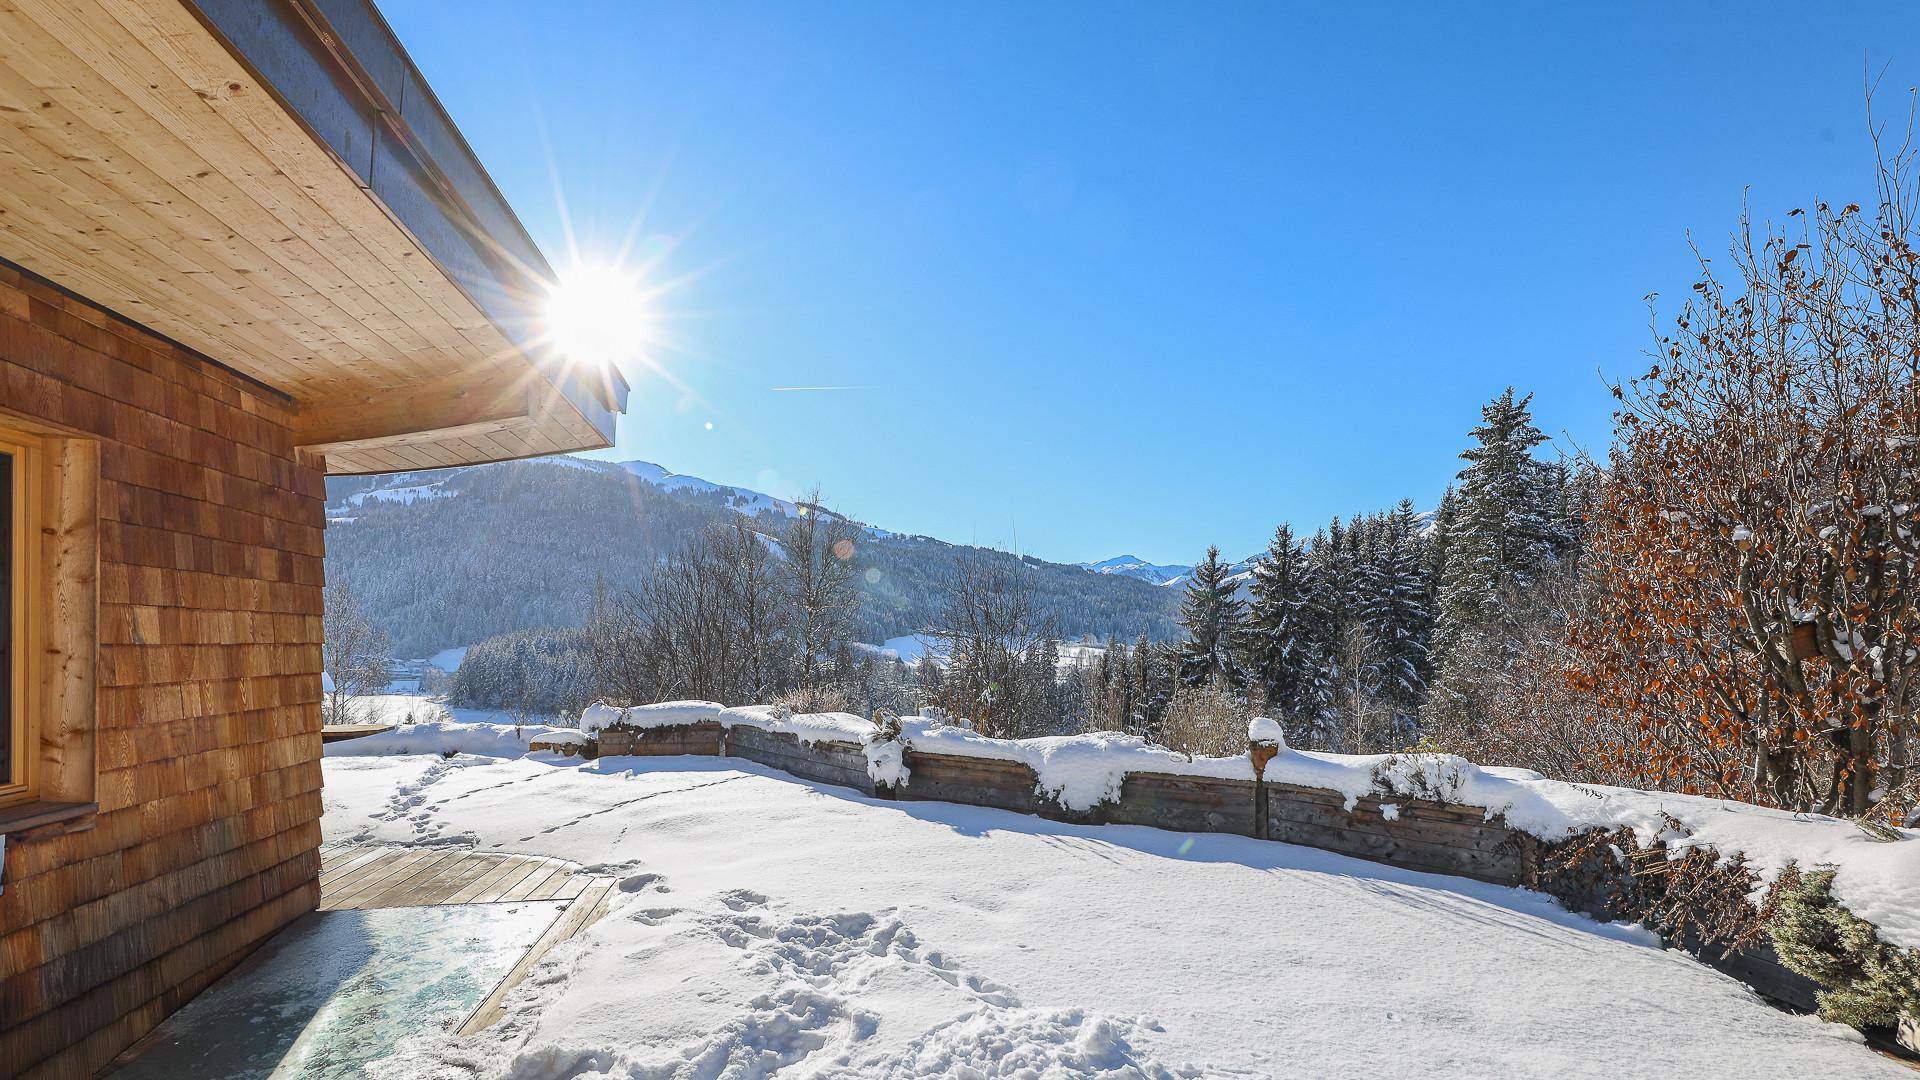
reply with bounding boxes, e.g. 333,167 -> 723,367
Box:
0,1 -> 628,1074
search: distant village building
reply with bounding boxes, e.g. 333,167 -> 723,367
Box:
0,3 -> 626,1074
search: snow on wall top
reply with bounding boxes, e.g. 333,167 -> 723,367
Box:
1265,748 -> 1920,950
576,701 -> 1920,949
895,718 -> 1258,811
581,700 -> 728,733
579,700 -> 876,746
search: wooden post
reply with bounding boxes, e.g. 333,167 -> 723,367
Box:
1249,739 -> 1279,841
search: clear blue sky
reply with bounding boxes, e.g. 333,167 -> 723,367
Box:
383,0 -> 1916,566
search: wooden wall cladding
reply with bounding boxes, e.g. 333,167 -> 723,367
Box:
1262,784 -> 1533,886
722,726 -> 874,796
0,262 -> 326,1079
595,722 -> 723,758
1105,773 -> 1258,837
894,750 -> 1057,818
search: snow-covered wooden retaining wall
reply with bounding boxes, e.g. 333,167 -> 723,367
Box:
579,704 -> 1536,887
567,701 -> 1920,1049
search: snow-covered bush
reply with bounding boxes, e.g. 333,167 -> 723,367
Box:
864,712 -> 910,789
1531,824 -> 1770,957
1159,682 -> 1247,758
774,684 -> 858,716
1770,868 -> 1920,1030
1368,753 -> 1466,805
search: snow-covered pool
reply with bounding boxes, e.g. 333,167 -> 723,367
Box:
106,902 -> 560,1080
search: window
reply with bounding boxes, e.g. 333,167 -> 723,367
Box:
0,430 -> 38,807
0,424 -> 95,823
1,445 -> 12,794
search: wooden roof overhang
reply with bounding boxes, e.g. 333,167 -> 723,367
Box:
0,0 -> 629,473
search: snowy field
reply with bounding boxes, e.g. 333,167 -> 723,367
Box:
319,728 -> 1903,1078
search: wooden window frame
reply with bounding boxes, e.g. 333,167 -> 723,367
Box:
0,417 -> 98,830
0,428 -> 40,807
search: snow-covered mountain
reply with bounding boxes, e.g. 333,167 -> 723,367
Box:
1080,553 -> 1265,590
613,460 -> 802,520
324,457 -> 1179,656
1075,555 -> 1192,587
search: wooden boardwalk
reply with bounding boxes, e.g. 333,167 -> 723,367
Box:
316,842 -> 619,1034
318,843 -> 605,909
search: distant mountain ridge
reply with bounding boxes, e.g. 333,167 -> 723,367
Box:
324,457 -> 1180,658
1074,555 -> 1192,587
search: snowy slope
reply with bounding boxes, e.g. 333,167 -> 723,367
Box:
614,460 -> 801,519
325,460 -> 1182,656
320,743 -> 1901,1079
1075,555 -> 1193,587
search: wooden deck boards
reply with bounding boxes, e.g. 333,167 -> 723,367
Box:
311,843 -> 619,1036
316,844 -> 600,910
455,877 -> 620,1035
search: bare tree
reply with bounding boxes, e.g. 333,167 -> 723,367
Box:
929,550 -> 1060,739
323,577 -> 393,726
1328,623 -> 1400,754
1574,113 -> 1920,816
713,520 -> 789,702
783,490 -> 860,694
584,506 -> 852,707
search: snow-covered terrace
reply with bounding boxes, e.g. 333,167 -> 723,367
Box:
314,724 -> 1904,1077
133,695 -> 1896,1078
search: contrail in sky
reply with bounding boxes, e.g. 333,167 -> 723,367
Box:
770,386 -> 869,392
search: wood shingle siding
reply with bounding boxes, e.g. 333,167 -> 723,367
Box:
0,260 -> 325,1079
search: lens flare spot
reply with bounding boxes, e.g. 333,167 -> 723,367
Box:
864,567 -> 882,584
832,538 -> 855,561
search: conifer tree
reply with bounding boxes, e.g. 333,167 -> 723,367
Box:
1360,499 -> 1431,730
1131,633 -> 1159,737
1426,388 -> 1567,732
1177,546 -> 1247,690
1242,524 -> 1327,732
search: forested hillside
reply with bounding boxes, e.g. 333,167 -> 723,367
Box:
323,459 -> 1180,657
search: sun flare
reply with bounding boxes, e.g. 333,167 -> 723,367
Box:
545,264 -> 647,370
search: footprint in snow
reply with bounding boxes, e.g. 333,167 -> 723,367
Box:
617,872 -> 665,894
704,906 -> 1023,1009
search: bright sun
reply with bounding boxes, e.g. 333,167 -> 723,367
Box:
545,264 -> 646,370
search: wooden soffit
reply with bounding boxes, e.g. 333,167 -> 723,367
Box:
0,0 -> 629,474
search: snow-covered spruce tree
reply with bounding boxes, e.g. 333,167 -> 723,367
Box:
1241,524 -> 1330,743
1424,388 -> 1570,739
1176,546 -> 1248,690
1298,522 -> 1360,747
1424,487 -> 1458,619
1769,869 -> 1920,1029
1358,500 -> 1432,736
1077,636 -> 1133,734
1131,632 -> 1166,739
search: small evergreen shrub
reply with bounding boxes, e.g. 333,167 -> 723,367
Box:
1768,869 -> 1920,1030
